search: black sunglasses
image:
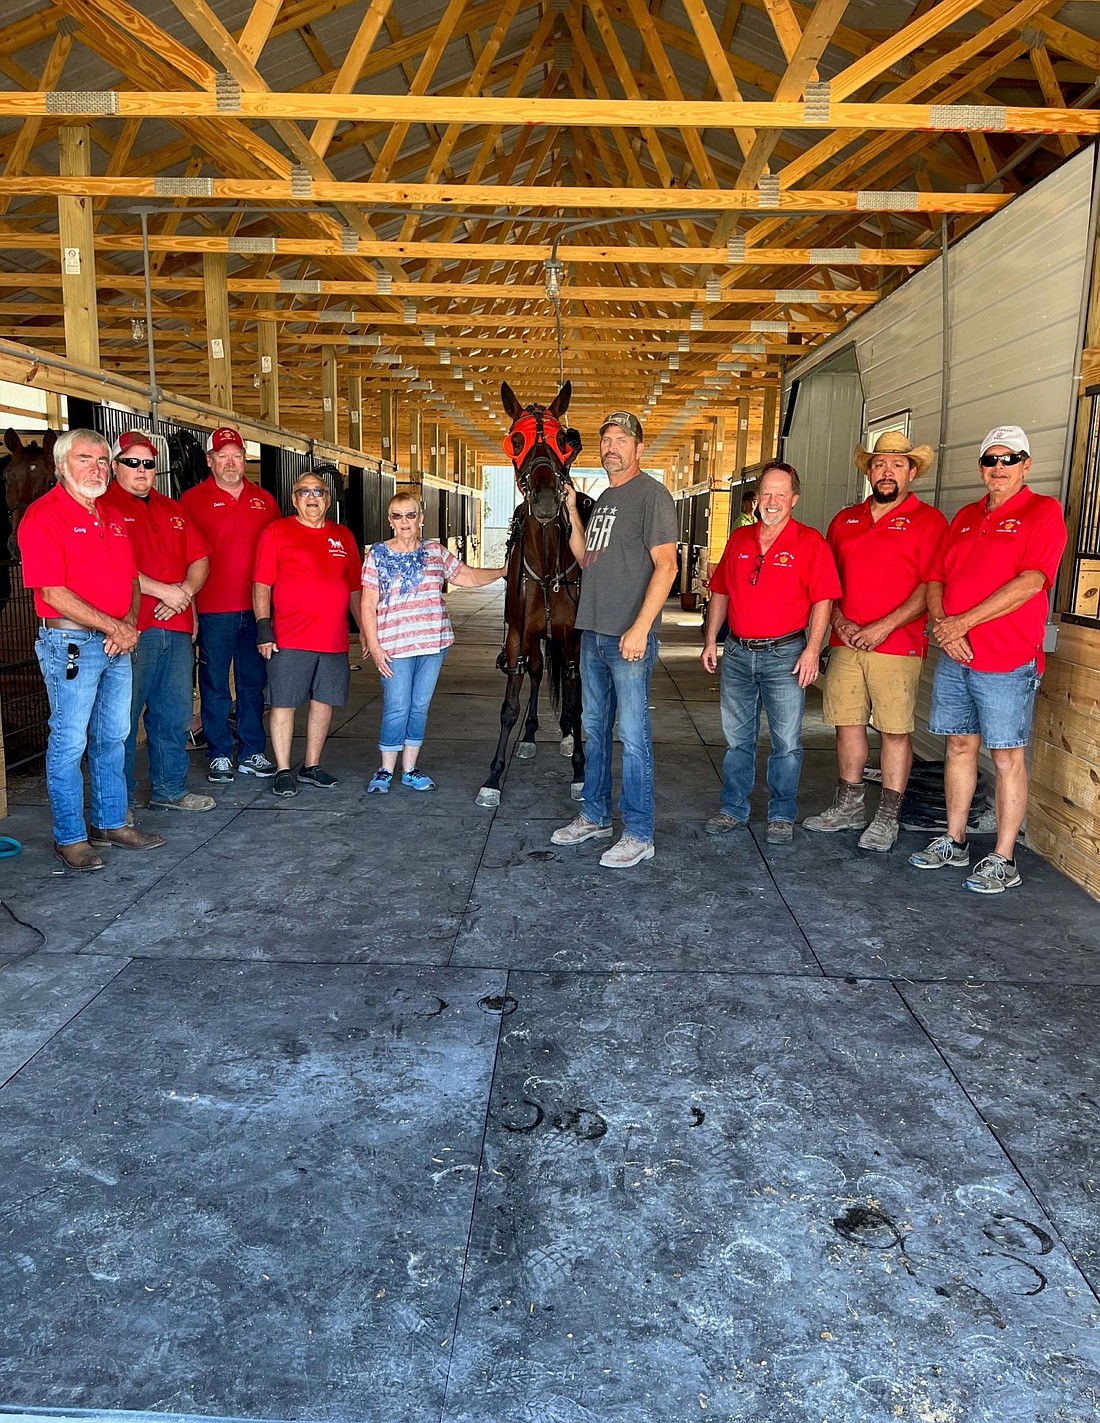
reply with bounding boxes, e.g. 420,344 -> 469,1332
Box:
117,456 -> 157,470
750,553 -> 765,587
980,451 -> 1027,468
65,643 -> 80,680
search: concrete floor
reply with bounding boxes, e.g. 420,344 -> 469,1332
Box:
1,590 -> 1098,1423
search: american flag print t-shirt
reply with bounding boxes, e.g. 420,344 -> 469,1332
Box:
362,538 -> 463,657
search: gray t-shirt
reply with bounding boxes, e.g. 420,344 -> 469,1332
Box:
576,471 -> 678,636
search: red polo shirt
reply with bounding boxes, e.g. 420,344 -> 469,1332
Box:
253,517 -> 361,653
180,476 -> 280,614
710,518 -> 841,639
100,482 -> 208,634
17,482 -> 137,620
933,486 -> 1067,673
827,494 -> 948,657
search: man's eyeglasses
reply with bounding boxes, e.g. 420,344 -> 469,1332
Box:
116,456 -> 157,470
295,488 -> 328,499
65,643 -> 80,680
980,451 -> 1028,468
750,553 -> 765,587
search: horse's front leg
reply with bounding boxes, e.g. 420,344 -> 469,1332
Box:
563,647 -> 585,800
516,640 -> 543,760
476,667 -> 525,808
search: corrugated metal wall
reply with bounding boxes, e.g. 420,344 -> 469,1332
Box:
784,366 -> 866,531
783,146 -> 1096,762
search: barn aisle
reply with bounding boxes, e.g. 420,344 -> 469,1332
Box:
1,591 -> 1098,1423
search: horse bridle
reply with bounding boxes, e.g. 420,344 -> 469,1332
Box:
502,405 -> 581,501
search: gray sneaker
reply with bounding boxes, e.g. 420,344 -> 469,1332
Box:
207,756 -> 235,784
705,812 -> 746,836
765,820 -> 793,845
239,753 -> 276,778
965,853 -> 1022,894
599,835 -> 655,868
858,809 -> 900,853
551,816 -> 613,846
908,834 -> 969,869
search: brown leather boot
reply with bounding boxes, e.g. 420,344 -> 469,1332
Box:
54,840 -> 105,872
88,825 -> 166,851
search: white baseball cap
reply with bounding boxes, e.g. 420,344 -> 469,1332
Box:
979,425 -> 1030,457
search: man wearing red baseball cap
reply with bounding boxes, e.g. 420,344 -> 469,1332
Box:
101,430 -> 214,814
180,427 -> 280,783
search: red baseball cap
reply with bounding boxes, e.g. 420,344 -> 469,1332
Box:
111,430 -> 157,460
206,427 -> 245,453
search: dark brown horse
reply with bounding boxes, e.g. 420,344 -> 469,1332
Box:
2,428 -> 56,560
476,381 -> 593,809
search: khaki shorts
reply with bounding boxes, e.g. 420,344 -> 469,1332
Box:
822,646 -> 923,734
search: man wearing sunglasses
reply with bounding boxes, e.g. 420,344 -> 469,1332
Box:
909,425 -> 1067,893
701,461 -> 841,846
252,470 -> 361,797
180,427 -> 280,785
18,428 -> 165,870
101,431 -> 214,816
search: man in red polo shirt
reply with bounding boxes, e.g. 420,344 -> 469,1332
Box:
18,428 -> 165,870
253,467 -> 361,798
701,460 -> 841,845
101,430 -> 214,815
909,425 -> 1066,893
180,426 -> 280,784
804,432 -> 947,852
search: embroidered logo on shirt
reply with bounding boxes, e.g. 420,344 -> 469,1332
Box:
249,498 -> 267,510
997,518 -> 1023,534
108,523 -> 126,537
774,551 -> 795,567
170,516 -> 185,531
887,516 -> 912,531
327,537 -> 347,556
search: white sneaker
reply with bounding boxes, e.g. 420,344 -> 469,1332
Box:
599,835 -> 655,868
551,816 -> 613,846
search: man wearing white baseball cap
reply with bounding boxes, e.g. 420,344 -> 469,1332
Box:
180,427 -> 281,783
909,425 -> 1066,893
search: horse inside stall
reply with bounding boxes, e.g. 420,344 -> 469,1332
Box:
2,428 -> 56,559
476,381 -> 593,809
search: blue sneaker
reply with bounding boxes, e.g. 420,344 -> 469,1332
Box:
367,768 -> 393,795
401,768 -> 435,792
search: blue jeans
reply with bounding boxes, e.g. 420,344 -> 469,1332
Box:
125,628 -> 195,802
719,635 -> 807,824
35,627 -> 131,846
197,611 -> 268,762
379,650 -> 447,752
579,630 -> 658,842
929,654 -> 1040,749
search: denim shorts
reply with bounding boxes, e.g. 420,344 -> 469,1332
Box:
928,655 -> 1041,749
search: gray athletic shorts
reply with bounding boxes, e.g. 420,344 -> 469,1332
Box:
266,648 -> 351,708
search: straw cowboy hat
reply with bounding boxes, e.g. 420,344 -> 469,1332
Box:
854,430 -> 935,477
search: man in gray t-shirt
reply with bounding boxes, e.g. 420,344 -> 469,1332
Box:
551,411 -> 678,868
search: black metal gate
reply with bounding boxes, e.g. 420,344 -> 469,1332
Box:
0,558 -> 49,771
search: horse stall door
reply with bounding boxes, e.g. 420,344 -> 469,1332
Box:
0,552 -> 50,776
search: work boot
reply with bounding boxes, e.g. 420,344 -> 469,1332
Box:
802,779 -> 867,833
858,788 -> 904,852
88,825 -> 166,851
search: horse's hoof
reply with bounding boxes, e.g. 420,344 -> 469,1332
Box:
570,782 -> 585,801
516,741 -> 536,761
559,738 -> 573,758
475,787 -> 501,809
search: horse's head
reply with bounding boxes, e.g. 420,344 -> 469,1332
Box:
3,428 -> 57,555
501,380 -> 582,526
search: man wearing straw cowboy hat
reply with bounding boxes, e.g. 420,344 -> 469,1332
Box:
803,431 -> 947,852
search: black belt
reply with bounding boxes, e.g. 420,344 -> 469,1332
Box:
727,629 -> 805,651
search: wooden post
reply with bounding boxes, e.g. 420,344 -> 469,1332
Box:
256,294 -> 279,426
760,384 -> 780,462
58,126 -> 99,369
733,396 -> 750,476
44,390 -> 63,430
408,406 -> 423,493
380,390 -> 398,468
321,350 -> 338,444
347,374 -> 363,452
202,252 -> 233,411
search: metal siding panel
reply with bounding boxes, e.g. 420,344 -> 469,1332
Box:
785,372 -> 865,533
